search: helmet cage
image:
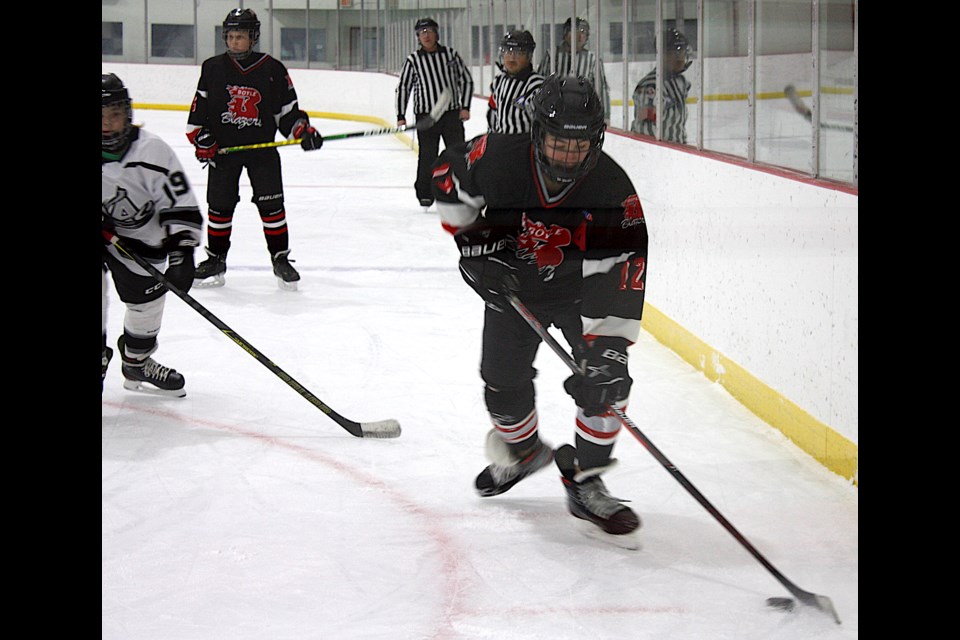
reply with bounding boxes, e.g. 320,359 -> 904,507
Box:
102,73 -> 134,153
223,9 -> 260,58
530,76 -> 606,183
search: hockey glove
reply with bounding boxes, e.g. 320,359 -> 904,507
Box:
102,206 -> 115,245
455,220 -> 519,310
190,128 -> 218,166
564,336 -> 633,417
163,232 -> 198,293
293,119 -> 323,151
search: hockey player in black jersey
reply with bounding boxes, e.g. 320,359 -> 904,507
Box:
432,75 -> 648,546
187,8 -> 323,291
102,73 -> 204,396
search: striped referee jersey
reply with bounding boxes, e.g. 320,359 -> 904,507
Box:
538,47 -> 610,120
486,67 -> 545,134
631,68 -> 691,144
396,44 -> 474,119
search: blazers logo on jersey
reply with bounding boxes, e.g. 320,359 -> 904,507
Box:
620,194 -> 645,229
466,134 -> 488,169
517,213 -> 571,278
103,187 -> 156,230
222,85 -> 263,129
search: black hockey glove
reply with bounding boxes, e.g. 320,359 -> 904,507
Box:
164,232 -> 198,293
102,206 -> 115,245
293,119 -> 323,151
190,128 -> 218,167
564,337 -> 633,417
455,220 -> 519,311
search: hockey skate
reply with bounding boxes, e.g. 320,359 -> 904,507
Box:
102,345 -> 113,393
118,337 -> 186,398
555,444 -> 641,549
475,429 -> 554,497
194,248 -> 227,288
272,250 -> 300,291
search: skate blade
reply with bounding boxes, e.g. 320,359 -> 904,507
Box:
122,379 -> 186,398
277,277 -> 298,291
193,274 -> 225,288
573,519 -> 642,551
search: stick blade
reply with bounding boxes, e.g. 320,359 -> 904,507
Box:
784,84 -> 812,120
416,87 -> 454,130
810,594 -> 842,625
359,419 -> 402,438
767,593 -> 841,624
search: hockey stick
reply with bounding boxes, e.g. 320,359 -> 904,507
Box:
218,87 -> 453,154
503,290 -> 841,624
783,85 -> 854,132
104,233 -> 401,439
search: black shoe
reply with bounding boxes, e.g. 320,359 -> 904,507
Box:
475,431 -> 554,497
555,444 -> 640,536
102,346 -> 113,393
194,248 -> 227,288
271,250 -> 300,290
118,337 -> 186,397
419,198 -> 434,208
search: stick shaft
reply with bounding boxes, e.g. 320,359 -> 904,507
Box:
504,292 -> 838,621
218,87 -> 451,154
106,234 -> 366,437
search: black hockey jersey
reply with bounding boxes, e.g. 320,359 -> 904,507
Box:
187,53 -> 307,147
432,133 -> 648,343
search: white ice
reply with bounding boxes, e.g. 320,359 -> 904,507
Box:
102,111 -> 858,640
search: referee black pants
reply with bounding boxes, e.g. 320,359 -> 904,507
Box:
415,110 -> 465,202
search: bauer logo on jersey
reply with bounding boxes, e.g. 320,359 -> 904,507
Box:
103,187 -> 157,230
466,135 -> 489,169
517,212 -> 571,275
620,194 -> 645,229
223,85 -> 263,129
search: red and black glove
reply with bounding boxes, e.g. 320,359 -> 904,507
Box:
292,119 -> 323,151
188,128 -> 218,166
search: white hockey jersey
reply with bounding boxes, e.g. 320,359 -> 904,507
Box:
102,128 -> 203,276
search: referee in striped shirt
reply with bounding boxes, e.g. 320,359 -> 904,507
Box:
631,29 -> 692,144
486,30 -> 545,135
396,17 -> 474,208
538,18 -> 610,122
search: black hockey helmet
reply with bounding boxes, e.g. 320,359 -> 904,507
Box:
415,18 -> 439,33
500,30 -> 536,55
223,8 -> 260,57
102,73 -> 134,153
663,28 -> 693,71
563,17 -> 590,37
529,75 -> 606,183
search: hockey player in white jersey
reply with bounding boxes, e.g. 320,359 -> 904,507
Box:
102,73 -> 203,396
